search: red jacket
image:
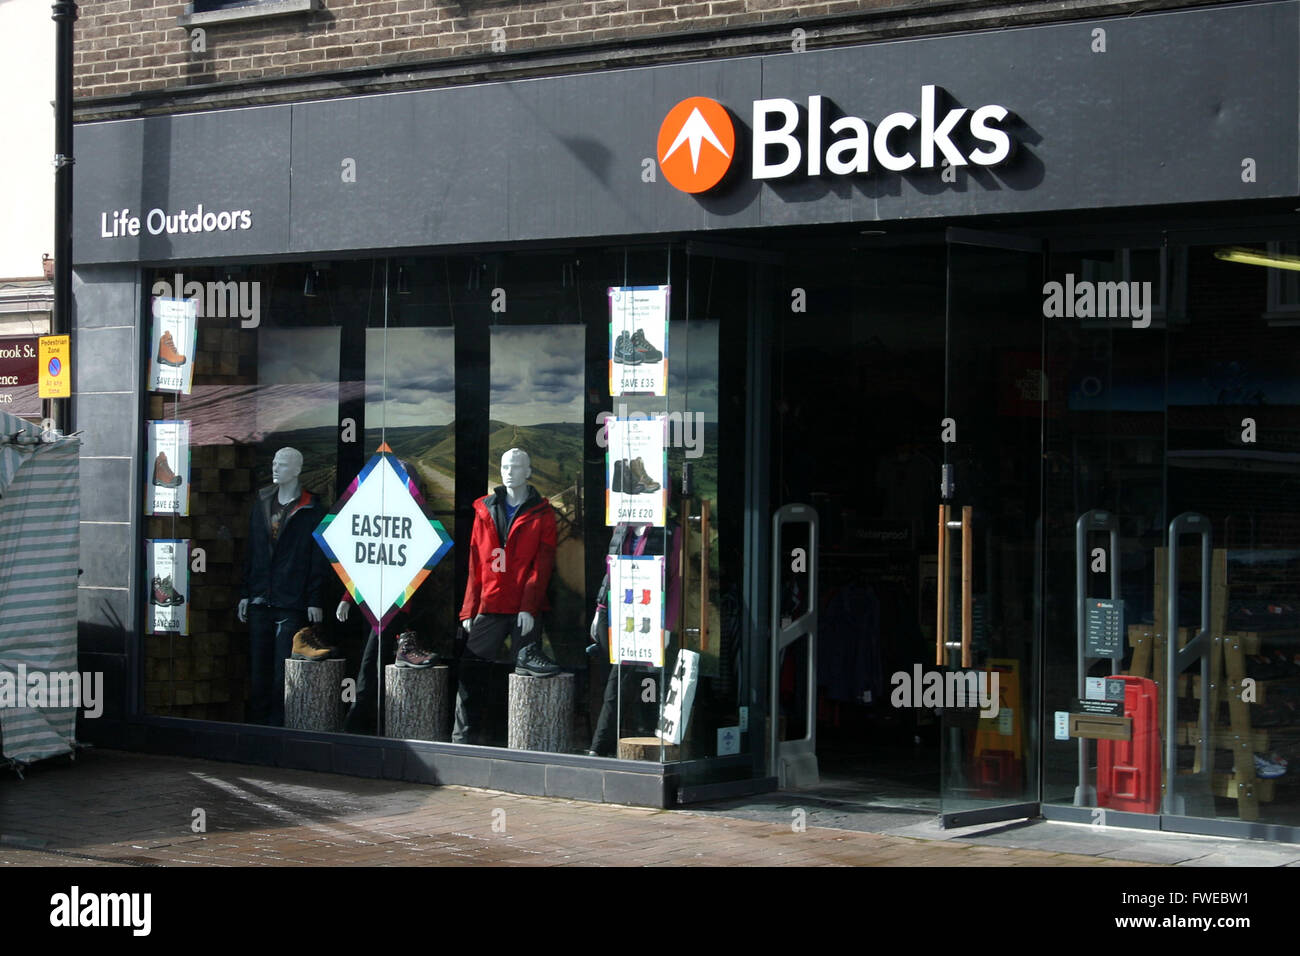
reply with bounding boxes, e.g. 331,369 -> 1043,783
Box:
459,485 -> 557,620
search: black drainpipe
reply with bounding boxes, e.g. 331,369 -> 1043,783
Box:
51,0 -> 78,434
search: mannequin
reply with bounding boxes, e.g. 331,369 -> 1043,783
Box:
238,446 -> 326,726
452,448 -> 559,744
585,518 -> 682,757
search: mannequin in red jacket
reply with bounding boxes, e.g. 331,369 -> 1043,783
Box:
452,447 -> 558,744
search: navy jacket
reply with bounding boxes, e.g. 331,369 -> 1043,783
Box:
241,485 -> 327,610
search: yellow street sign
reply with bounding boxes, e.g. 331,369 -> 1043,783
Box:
38,335 -> 70,399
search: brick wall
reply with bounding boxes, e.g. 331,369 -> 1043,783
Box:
75,0 -> 892,100
73,0 -> 1236,109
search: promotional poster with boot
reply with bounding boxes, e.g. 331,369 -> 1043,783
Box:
146,539 -> 190,635
608,285 -> 669,396
145,420 -> 191,516
606,554 -> 664,666
147,296 -> 197,394
605,415 -> 667,526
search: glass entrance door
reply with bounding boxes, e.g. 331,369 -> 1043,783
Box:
770,237 -> 948,809
937,228 -> 1044,827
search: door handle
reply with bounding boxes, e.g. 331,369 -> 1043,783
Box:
961,505 -> 972,669
681,498 -> 691,642
936,504 -> 949,665
699,498 -> 710,654
682,499 -> 711,652
936,503 -> 972,668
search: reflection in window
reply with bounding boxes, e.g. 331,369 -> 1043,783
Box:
254,327 -> 342,501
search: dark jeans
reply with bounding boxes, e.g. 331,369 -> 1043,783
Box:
248,604 -> 306,726
344,628 -> 396,735
452,613 -> 538,744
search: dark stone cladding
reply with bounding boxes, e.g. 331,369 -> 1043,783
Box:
78,716 -> 679,807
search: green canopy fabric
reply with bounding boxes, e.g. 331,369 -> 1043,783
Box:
0,412 -> 81,766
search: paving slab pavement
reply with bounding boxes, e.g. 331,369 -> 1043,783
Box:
0,749 -> 1161,867
9,749 -> 1300,868
684,791 -> 1300,866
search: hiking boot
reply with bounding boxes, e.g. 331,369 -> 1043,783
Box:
152,451 -> 183,488
291,624 -> 340,661
395,630 -> 436,668
630,329 -> 663,363
612,459 -> 644,495
156,331 -> 187,367
515,643 -> 561,678
150,576 -> 169,606
612,331 -> 636,365
613,331 -> 644,366
151,575 -> 184,607
627,457 -> 660,492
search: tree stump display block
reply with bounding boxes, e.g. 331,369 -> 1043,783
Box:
507,672 -> 573,753
618,736 -> 681,762
284,658 -> 345,732
385,665 -> 450,742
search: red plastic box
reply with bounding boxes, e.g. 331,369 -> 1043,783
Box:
1096,675 -> 1160,814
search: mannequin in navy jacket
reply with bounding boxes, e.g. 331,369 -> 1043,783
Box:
237,447 -> 326,725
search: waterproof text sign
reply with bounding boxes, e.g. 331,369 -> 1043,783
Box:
314,445 -> 453,631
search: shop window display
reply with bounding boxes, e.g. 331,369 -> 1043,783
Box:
1042,239 -> 1300,828
139,249 -> 749,766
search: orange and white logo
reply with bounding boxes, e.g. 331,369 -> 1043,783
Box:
657,96 -> 736,194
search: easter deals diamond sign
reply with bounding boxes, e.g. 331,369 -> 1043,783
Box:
314,445 -> 453,631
